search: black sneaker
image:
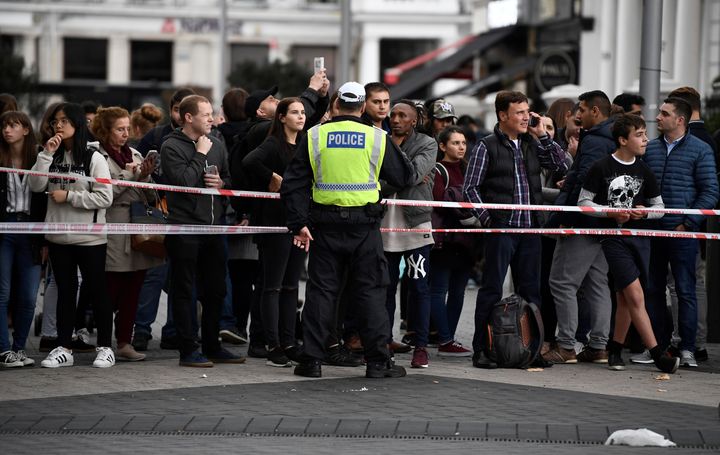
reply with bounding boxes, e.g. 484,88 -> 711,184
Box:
608,351 -> 626,371
206,348 -> 246,364
160,335 -> 180,350
655,355 -> 680,374
266,347 -> 292,367
219,327 -> 247,345
529,355 -> 553,368
324,345 -> 363,367
39,337 -> 59,353
695,348 -> 709,362
71,329 -> 96,353
131,332 -> 151,352
284,345 -> 303,364
294,359 -> 322,378
400,333 -> 416,347
366,359 -> 407,378
472,351 -> 498,369
247,343 -> 268,358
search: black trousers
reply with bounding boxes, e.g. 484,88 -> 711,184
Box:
302,227 -> 391,363
257,234 -> 306,348
48,243 -> 112,348
165,234 -> 227,356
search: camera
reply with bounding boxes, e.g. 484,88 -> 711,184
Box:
529,115 -> 540,128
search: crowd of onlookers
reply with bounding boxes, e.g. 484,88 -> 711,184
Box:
0,75 -> 716,374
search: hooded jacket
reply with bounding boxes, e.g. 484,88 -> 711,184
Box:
160,129 -> 231,225
555,117 -> 615,227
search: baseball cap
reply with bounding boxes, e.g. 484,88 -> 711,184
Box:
431,99 -> 457,119
337,82 -> 366,103
244,86 -> 278,118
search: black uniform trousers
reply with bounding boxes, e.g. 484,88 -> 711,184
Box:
165,234 -> 227,357
302,226 -> 391,363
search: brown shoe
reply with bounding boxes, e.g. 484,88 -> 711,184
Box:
345,335 -> 363,352
542,346 -> 577,364
388,340 -> 412,354
577,347 -> 609,364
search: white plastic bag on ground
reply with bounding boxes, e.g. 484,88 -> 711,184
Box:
605,428 -> 676,447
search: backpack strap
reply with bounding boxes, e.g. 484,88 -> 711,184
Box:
523,301 -> 545,366
435,162 -> 449,191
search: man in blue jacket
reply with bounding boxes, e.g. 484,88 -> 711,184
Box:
643,97 -> 719,368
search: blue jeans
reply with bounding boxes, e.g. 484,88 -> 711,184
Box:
134,263 -> 198,339
647,237 -> 698,351
385,245 -> 432,347
472,233 -> 541,352
0,232 -> 41,352
429,250 -> 472,343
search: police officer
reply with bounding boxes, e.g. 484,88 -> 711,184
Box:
281,82 -> 413,378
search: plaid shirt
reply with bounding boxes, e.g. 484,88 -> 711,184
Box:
463,127 -> 568,228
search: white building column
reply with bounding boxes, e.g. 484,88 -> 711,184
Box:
579,0 -> 603,91
614,0 -> 642,94
107,35 -> 130,85
20,34 -> 36,71
358,34 -> 380,85
38,12 -> 62,82
598,0 -> 617,96
661,0 -> 677,80
173,38 -> 193,86
673,0 -> 702,90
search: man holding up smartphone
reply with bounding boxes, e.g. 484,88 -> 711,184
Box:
161,94 -> 245,367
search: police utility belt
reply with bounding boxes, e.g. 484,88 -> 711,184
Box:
310,201 -> 386,225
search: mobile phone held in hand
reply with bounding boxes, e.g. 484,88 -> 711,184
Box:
204,164 -> 218,175
529,115 -> 540,128
314,57 -> 324,74
145,150 -> 159,162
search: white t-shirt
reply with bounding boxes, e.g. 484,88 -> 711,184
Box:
381,193 -> 434,252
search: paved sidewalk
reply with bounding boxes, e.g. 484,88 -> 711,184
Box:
2,286 -> 718,453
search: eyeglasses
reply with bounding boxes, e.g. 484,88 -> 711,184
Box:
50,118 -> 70,128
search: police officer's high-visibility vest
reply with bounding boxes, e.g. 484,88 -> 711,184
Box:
307,120 -> 386,207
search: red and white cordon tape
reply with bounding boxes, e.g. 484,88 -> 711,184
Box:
0,222 -> 719,241
3,166 -> 719,217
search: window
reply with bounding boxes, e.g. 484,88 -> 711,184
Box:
64,38 -> 107,80
230,43 -> 269,69
290,45 -> 337,81
131,40 -> 173,82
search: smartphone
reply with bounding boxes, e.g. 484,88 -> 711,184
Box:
145,150 -> 159,162
204,164 -> 218,175
529,115 -> 540,128
313,57 -> 325,74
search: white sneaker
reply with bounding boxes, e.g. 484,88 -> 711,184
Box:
0,350 -> 23,368
630,350 -> 654,364
41,347 -> 74,368
680,350 -> 698,368
92,347 -> 115,368
14,350 -> 34,367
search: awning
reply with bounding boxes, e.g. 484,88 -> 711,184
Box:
385,25 -> 517,100
437,56 -> 537,98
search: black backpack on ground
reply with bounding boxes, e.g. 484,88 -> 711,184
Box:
484,294 -> 544,368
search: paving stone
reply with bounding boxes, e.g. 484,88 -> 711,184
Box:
456,421 -> 487,438
184,416 -> 222,432
245,416 -> 281,434
395,420 -> 428,436
700,429 -> 720,446
336,419 -> 370,436
366,419 -> 398,436
31,416 -> 72,432
275,417 -> 310,434
152,415 -> 193,433
669,429 -> 704,446
426,421 -> 458,437
1,416 -> 40,431
517,423 -> 547,440
306,418 -> 339,435
214,416 -> 252,433
122,416 -> 163,432
92,415 -> 132,432
577,424 -> 608,443
547,424 -> 578,442
487,422 -> 517,439
62,416 -> 104,431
